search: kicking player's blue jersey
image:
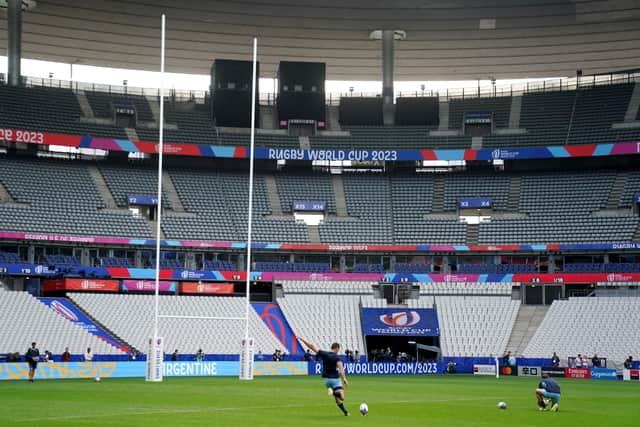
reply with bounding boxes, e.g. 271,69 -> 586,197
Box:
317,350 -> 340,379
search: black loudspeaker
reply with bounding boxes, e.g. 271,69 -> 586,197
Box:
339,97 -> 383,126
277,61 -> 326,126
395,97 -> 440,126
211,59 -> 259,128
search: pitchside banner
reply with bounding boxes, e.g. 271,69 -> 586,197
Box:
623,369 -> 640,381
590,368 -> 617,380
541,367 -> 566,378
309,362 -> 443,376
473,364 -> 496,376
361,308 -> 439,336
517,366 -> 542,377
0,362 -> 306,380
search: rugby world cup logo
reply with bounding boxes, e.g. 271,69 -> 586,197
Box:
51,300 -> 78,322
379,311 -> 421,327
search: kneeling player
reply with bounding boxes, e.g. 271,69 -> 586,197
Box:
536,373 -> 561,412
299,337 -> 350,416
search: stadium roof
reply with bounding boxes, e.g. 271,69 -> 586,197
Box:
1,0 -> 639,80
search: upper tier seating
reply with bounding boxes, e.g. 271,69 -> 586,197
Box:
0,85 -> 128,138
69,293 -> 283,355
0,157 -> 152,238
85,91 -> 154,122
0,291 -> 123,355
448,96 -> 512,130
523,297 -> 640,364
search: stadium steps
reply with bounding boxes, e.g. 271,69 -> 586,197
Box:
471,136 -> 483,149
507,175 -> 522,211
307,224 -> 321,243
299,136 -> 311,150
87,165 -> 118,209
505,304 -> 549,356
259,105 -> 276,129
75,90 -> 96,118
264,174 -> 284,216
331,175 -> 349,217
124,128 -> 139,141
624,82 -> 640,122
148,219 -> 166,239
438,101 -> 450,130
326,105 -> 341,131
432,176 -> 445,212
465,223 -> 479,245
162,171 -> 185,212
145,94 -> 160,125
564,90 -> 580,144
607,172 -> 628,210
0,181 -> 16,203
508,95 -> 523,128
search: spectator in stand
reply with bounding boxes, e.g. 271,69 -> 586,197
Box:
503,351 -> 511,366
508,352 -> 517,367
591,354 -> 601,368
575,354 -> 583,368
580,354 -> 589,368
195,349 -> 205,361
61,347 -> 71,363
445,360 -> 457,374
551,352 -> 560,367
25,342 -> 40,382
624,356 -> 633,369
84,347 -> 93,362
171,349 -> 179,361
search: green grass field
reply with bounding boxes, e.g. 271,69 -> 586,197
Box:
1,375 -> 638,426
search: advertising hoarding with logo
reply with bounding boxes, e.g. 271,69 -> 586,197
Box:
180,282 -> 234,295
541,367 -> 566,378
473,364 -> 497,376
42,279 -> 119,292
590,368 -> 617,380
121,280 -> 176,292
360,308 -> 439,336
565,368 -> 591,379
517,366 -> 542,377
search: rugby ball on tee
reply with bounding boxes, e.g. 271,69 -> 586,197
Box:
359,403 -> 368,415
497,401 -> 507,409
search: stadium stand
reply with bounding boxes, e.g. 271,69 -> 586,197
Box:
69,293 -> 283,355
436,296 -> 520,357
276,173 -> 337,214
0,157 -> 153,238
44,255 -> 80,266
418,282 -> 514,296
203,260 -> 237,271
0,251 -> 23,264
523,297 -> 640,364
448,96 -> 512,130
278,294 -> 365,354
0,85 -> 128,138
98,165 -> 171,209
100,257 -> 134,267
85,91 -> 154,122
278,280 -> 376,294
0,291 -> 122,355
